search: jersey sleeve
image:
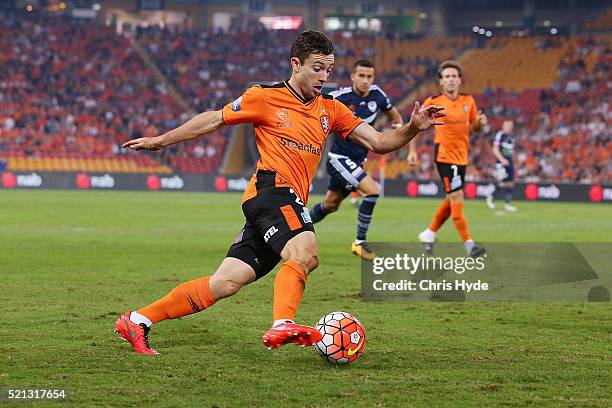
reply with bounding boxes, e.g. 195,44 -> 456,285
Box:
468,96 -> 478,124
331,98 -> 363,139
376,88 -> 393,111
222,85 -> 266,125
423,96 -> 434,108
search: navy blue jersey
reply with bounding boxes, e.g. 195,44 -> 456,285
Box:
328,85 -> 393,162
493,131 -> 515,161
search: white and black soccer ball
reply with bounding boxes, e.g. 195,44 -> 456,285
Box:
314,311 -> 366,365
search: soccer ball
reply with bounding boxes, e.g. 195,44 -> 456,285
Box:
314,311 -> 366,365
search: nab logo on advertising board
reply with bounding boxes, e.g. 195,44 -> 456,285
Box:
77,174 -> 115,189
147,175 -> 161,190
2,172 -> 17,189
465,182 -> 477,199
214,176 -> 248,192
214,176 -> 228,192
406,181 -> 438,197
524,184 -> 561,200
76,173 -> 91,189
538,184 -> 560,200
147,175 -> 184,190
2,172 -> 42,189
589,185 -> 612,202
525,183 -> 538,200
406,181 -> 419,197
227,177 -> 248,191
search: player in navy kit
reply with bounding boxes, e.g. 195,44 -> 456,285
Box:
486,120 -> 517,212
309,59 -> 417,260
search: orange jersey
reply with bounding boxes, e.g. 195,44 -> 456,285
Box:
223,81 -> 363,204
423,93 -> 477,165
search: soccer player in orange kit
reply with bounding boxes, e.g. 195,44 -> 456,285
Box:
418,61 -> 487,257
114,31 -> 445,355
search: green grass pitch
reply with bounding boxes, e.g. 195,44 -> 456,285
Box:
1,190 -> 610,407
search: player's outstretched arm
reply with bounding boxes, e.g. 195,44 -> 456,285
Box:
348,102 -> 445,154
122,110 -> 226,151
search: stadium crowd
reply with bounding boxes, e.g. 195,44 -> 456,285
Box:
0,14 -> 609,183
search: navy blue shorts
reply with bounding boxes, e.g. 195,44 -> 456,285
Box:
326,154 -> 367,194
495,161 -> 514,182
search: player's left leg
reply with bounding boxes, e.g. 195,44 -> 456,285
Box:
251,187 -> 322,349
115,256 -> 259,355
351,175 -> 380,260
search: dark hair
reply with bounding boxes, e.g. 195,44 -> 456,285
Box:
290,30 -> 335,64
437,60 -> 462,78
353,59 -> 375,70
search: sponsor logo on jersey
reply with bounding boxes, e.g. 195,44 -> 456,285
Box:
280,136 -> 321,156
367,101 -> 377,112
263,225 -> 279,242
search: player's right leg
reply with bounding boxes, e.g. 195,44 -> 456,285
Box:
239,172 -> 322,349
115,256 -> 257,355
309,189 -> 347,224
261,230 -> 323,349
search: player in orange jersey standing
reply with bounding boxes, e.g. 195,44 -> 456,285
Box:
114,31 -> 446,355
418,60 -> 487,257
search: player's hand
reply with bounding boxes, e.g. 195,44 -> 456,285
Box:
407,150 -> 418,166
477,110 -> 488,127
122,137 -> 164,151
410,101 -> 446,131
501,158 -> 510,166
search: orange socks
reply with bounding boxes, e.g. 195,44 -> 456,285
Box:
273,260 -> 307,321
137,276 -> 216,324
450,201 -> 471,241
137,260 -> 308,326
429,199 -> 451,232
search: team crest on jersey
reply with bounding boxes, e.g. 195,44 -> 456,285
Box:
463,103 -> 469,112
231,96 -> 243,112
320,115 -> 330,134
368,101 -> 378,112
